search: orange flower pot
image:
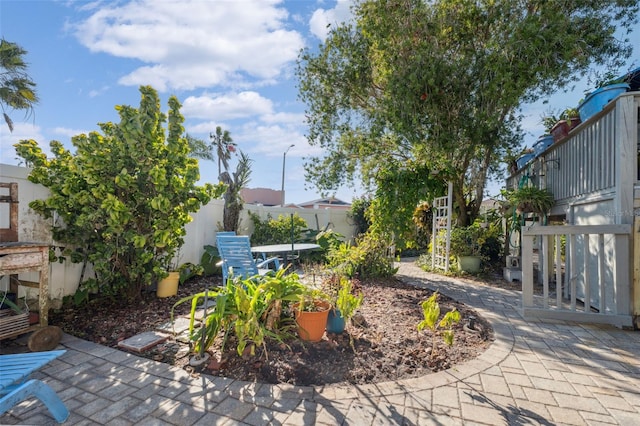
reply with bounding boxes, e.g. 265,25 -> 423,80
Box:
292,300 -> 330,342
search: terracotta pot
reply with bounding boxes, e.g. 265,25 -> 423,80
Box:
550,120 -> 570,143
157,272 -> 179,298
292,300 -> 330,342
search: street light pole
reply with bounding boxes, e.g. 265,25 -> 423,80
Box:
281,144 -> 294,206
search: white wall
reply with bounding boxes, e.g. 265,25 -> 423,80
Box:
1,164 -> 356,305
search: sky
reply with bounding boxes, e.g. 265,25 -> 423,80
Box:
0,0 -> 638,204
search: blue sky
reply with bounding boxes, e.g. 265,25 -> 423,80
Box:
1,0 -> 638,204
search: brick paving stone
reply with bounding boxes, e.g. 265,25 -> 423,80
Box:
432,384 -> 459,408
592,392 -> 636,412
530,376 -> 578,395
523,387 -> 557,405
507,383 -> 527,400
460,402 -> 509,425
479,373 -> 511,397
156,399 -> 207,425
89,396 -> 141,424
210,395 -> 256,420
519,360 -> 554,379
119,395 -> 166,423
74,397 -> 113,418
242,406 -> 290,425
404,389 -> 431,410
342,400 -> 377,425
502,371 -> 533,388
553,394 -> 608,415
546,405 -> 587,425
571,383 -> 597,398
96,380 -> 138,401
607,408 -> 640,426
580,410 -> 620,425
104,417 -> 135,426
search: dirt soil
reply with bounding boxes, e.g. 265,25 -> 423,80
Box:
48,272 -> 497,386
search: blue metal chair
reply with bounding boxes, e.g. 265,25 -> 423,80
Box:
216,235 -> 280,284
0,349 -> 69,423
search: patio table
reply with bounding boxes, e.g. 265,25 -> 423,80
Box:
251,243 -> 320,267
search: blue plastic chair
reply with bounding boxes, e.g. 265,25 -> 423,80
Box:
0,349 -> 69,423
216,235 -> 280,284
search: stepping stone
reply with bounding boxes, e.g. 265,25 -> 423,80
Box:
156,317 -> 192,334
175,330 -> 193,344
117,331 -> 169,353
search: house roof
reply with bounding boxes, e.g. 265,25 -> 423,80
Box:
297,196 -> 351,208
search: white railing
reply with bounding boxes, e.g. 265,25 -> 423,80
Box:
521,224 -> 633,328
506,92 -> 639,213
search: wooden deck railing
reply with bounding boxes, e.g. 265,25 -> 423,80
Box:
521,224 -> 633,328
506,92 -> 639,214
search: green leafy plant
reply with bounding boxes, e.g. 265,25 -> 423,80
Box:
327,233 -> 397,279
503,186 -> 554,217
172,269 -> 313,357
200,245 -> 221,276
449,226 -> 485,257
177,262 -> 203,285
417,292 -> 461,357
335,277 -> 363,322
248,211 -> 308,245
540,109 -> 560,134
14,86 -> 225,301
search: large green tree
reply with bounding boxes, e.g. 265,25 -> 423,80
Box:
297,0 -> 638,226
15,86 -> 225,301
0,39 -> 38,132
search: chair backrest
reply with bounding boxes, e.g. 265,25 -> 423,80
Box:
216,235 -> 258,282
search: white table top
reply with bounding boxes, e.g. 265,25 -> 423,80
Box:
250,243 -> 320,253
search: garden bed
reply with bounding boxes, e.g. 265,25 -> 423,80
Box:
48,274 -> 495,386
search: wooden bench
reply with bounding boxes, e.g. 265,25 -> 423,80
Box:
0,350 -> 69,423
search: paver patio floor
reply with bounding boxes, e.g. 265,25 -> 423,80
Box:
2,259 -> 639,425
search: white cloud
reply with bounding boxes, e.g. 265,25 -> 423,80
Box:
52,127 -> 91,139
309,0 -> 353,41
182,91 -> 273,121
0,123 -> 45,165
73,0 -> 305,91
236,121 -> 322,158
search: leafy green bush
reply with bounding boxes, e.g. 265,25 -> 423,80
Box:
172,269 -> 320,357
248,211 -> 308,245
14,86 -> 225,301
327,233 -> 397,279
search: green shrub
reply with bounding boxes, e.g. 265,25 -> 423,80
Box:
327,233 -> 397,279
172,269 -> 320,357
14,86 -> 225,301
248,211 -> 308,245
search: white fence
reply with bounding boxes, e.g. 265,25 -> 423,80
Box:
521,224 -> 633,328
1,164 -> 355,305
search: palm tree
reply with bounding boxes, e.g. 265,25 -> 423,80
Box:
220,151 -> 252,232
0,39 -> 38,132
209,126 -> 236,178
185,133 -> 213,161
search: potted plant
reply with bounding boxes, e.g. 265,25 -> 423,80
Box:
449,226 -> 484,273
578,69 -> 631,122
506,186 -> 554,217
535,111 -> 557,156
325,276 -> 364,334
291,290 -> 331,342
550,108 -> 581,143
157,259 -> 203,298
